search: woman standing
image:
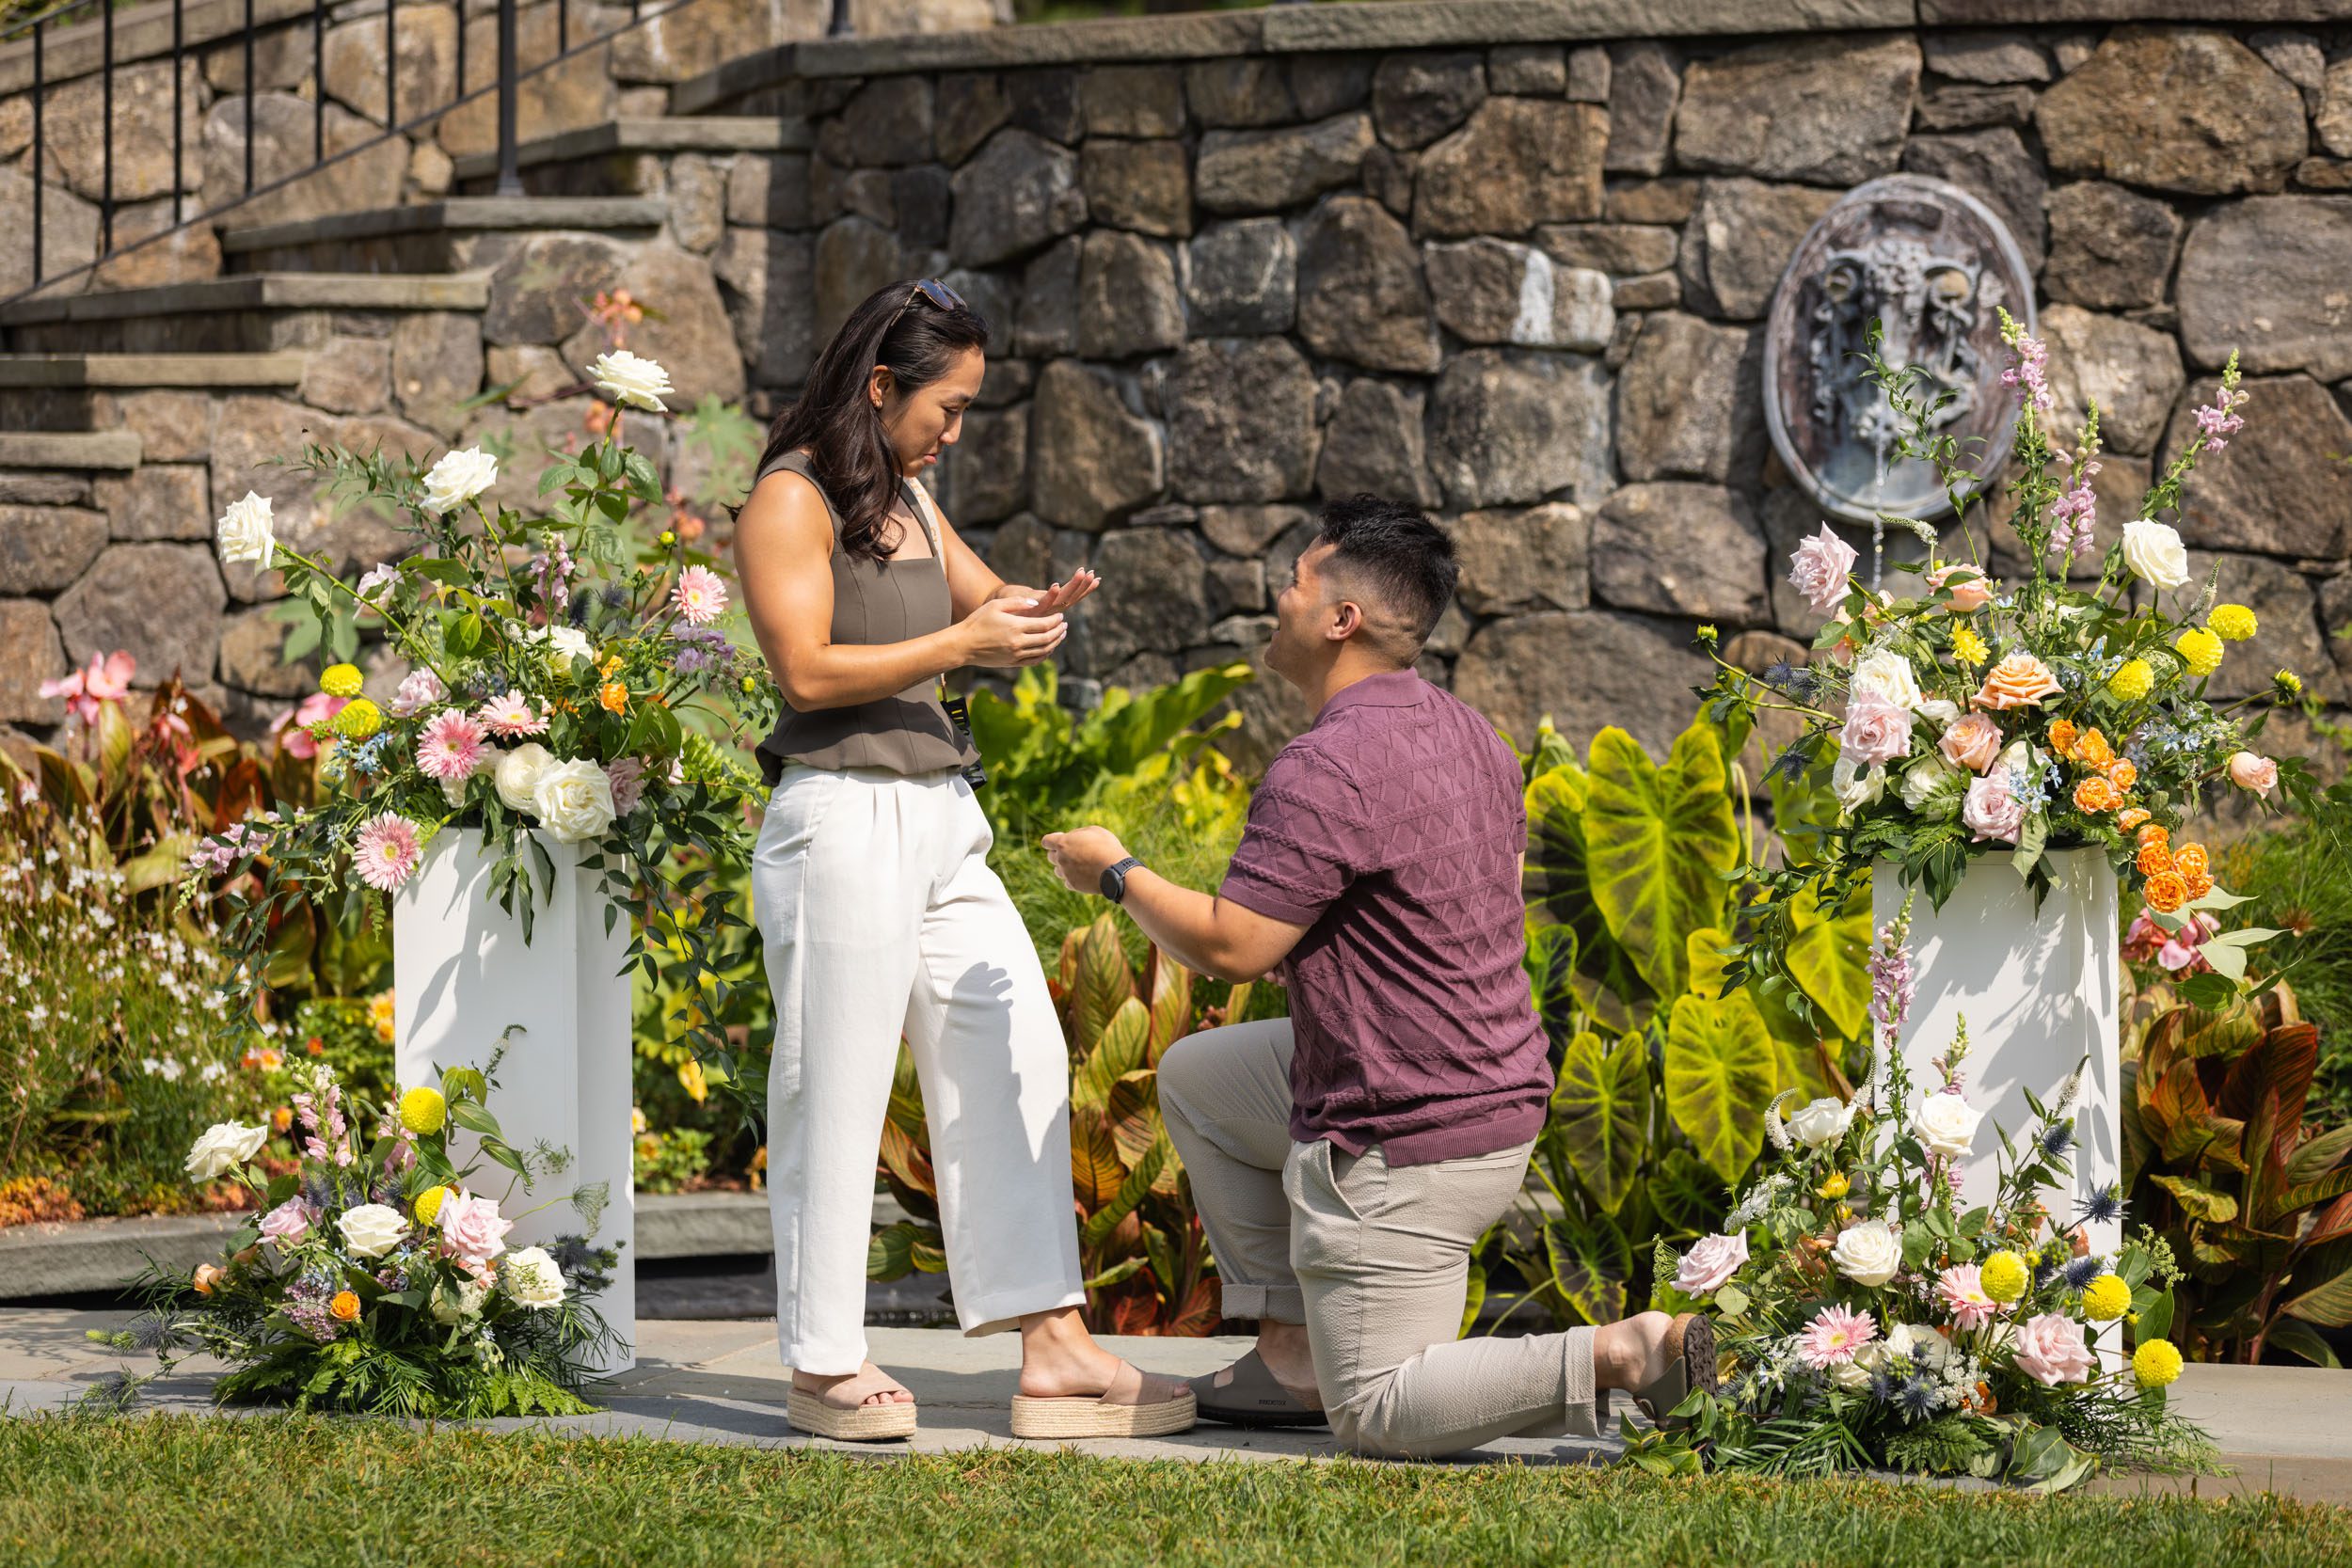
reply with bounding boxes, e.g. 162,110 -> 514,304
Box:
733,278 -> 1195,1441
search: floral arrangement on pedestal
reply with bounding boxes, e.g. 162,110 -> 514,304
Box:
1707,315 -> 2304,1021
103,1055 -> 620,1416
1647,898 -> 2212,1490
184,352 -> 778,1087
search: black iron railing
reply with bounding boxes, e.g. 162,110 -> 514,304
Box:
0,0 -> 844,306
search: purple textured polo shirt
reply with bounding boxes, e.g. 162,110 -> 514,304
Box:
1218,668 -> 1549,1164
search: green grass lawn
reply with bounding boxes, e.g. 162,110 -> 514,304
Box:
3,1415 -> 2348,1568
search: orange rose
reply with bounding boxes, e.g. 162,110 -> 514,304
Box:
2137,841 -> 2175,878
2073,777 -> 2118,813
2118,807 -> 2151,832
2145,871 -> 2188,914
2137,823 -> 2169,848
193,1263 -> 225,1295
2174,843 -> 2209,881
2048,720 -> 2079,754
2073,728 -> 2113,768
1974,653 -> 2062,710
600,681 -> 629,715
2106,758 -> 2138,792
2184,868 -> 2215,900
330,1291 -> 361,1323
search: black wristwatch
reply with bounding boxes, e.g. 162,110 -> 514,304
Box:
1099,857 -> 1143,905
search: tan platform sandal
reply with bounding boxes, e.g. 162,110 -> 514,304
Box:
1009,1360 -> 1198,1439
786,1363 -> 919,1442
1627,1313 -> 1717,1433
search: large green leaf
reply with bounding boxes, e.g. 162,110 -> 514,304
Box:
1523,764 -> 1647,1025
1070,915 -> 1136,1059
2281,1261 -> 2352,1329
1664,991 -> 1775,1186
1543,1208 -> 1632,1325
1550,1031 -> 1650,1215
1650,1147 -> 1725,1239
1784,886 -> 1873,1040
1584,724 -> 1740,999
1075,998 -> 1152,1115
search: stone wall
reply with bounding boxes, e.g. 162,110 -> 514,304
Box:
697,10 -> 2352,768
0,0 -> 1005,296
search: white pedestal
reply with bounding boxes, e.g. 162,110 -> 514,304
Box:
1875,848 -> 2122,1263
392,831 -> 635,1373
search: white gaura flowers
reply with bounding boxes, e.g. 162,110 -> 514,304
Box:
588,350 -> 675,412
215,491 -> 277,568
419,447 -> 500,516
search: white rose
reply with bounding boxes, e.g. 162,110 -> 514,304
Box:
1899,753 -> 1965,816
430,1275 -> 490,1325
1830,1340 -> 1885,1393
336,1202 -> 408,1259
1787,1096 -> 1855,1149
420,447 -> 500,516
1884,1321 -> 1951,1372
215,491 -> 277,568
440,772 -> 469,810
494,743 -> 555,816
1912,1091 -> 1986,1160
184,1121 -> 270,1181
1831,1220 -> 1903,1288
588,349 -> 674,413
532,759 -> 616,844
2121,519 -> 2190,591
532,624 -> 594,674
1832,754 -> 1885,812
1851,651 -> 1925,711
1916,698 -> 1961,728
501,1245 -> 567,1309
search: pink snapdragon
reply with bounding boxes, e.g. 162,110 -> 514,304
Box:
2047,463 -> 2100,563
2193,384 -> 2248,451
2002,329 -> 2053,414
416,711 -> 490,782
1795,1303 -> 1879,1370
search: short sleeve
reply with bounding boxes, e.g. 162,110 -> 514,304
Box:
1218,744 -> 1365,927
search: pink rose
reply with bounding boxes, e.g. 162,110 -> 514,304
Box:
1962,769 -> 2025,845
1676,1231 -> 1750,1296
1839,691 -> 1915,768
607,757 -> 647,817
2010,1310 -> 2095,1386
1936,1264 -> 1998,1331
1788,525 -> 1859,615
1927,563 -> 1993,612
2228,752 -> 2278,800
1938,711 -> 2003,773
437,1189 -> 514,1267
259,1196 -> 318,1245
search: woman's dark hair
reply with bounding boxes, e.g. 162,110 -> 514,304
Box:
753,280 -> 990,562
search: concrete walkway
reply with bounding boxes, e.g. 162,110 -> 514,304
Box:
6,1309 -> 2350,1501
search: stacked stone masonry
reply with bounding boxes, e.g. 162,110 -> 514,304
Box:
3,6 -> 2349,783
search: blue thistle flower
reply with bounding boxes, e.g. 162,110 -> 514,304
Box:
2041,1122 -> 2076,1159
2077,1184 -> 2124,1226
1898,1376 -> 1939,1421
2062,1255 -> 2105,1291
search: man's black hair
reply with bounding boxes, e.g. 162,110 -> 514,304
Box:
1316,493 -> 1459,647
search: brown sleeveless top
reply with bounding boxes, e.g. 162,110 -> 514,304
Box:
754,451 -> 978,784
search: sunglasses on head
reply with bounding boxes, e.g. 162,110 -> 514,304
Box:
883,277 -> 966,335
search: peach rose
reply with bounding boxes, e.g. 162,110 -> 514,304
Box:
1928,563 -> 1994,611
1973,653 -> 2062,711
1938,712 -> 2004,773
2229,752 -> 2279,799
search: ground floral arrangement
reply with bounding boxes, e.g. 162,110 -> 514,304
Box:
1710,314 -> 2305,1023
96,1056 -> 620,1417
186,349 -> 779,1092
1648,897 -> 2212,1490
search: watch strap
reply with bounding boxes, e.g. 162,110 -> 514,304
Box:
1100,856 -> 1143,904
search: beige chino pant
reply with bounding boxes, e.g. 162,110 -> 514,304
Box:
1158,1020 -> 1600,1459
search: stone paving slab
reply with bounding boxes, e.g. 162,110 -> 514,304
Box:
7,1309 -> 2351,1497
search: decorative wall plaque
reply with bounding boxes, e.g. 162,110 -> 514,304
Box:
1761,175 -> 2037,528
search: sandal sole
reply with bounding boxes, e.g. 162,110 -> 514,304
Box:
1009,1388 -> 1198,1439
787,1386 -> 918,1441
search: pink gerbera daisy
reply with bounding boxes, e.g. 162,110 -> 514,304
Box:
352,813 -> 423,892
477,691 -> 548,738
1795,1303 -> 1878,1370
415,710 -> 489,782
1936,1264 -> 2000,1332
671,564 -> 728,627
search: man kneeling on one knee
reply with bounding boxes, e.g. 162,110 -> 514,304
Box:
1043,494 -> 1715,1460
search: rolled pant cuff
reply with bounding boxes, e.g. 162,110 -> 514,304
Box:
1560,1324 -> 1600,1439
1217,1281 -> 1306,1323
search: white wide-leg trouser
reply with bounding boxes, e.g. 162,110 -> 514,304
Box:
754,763 -> 1087,1375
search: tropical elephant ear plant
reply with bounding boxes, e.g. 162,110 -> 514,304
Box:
1704,314 -> 2306,1028
1649,898 -> 2214,1491
183,353 -> 780,1095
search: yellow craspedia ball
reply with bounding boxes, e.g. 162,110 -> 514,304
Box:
2106,658 -> 2154,701
2175,627 -> 2224,679
320,663 -> 365,698
2208,604 -> 2257,642
2134,1338 -> 2184,1388
1980,1250 -> 2029,1304
334,698 -> 383,738
398,1085 -> 447,1135
2080,1274 -> 2132,1323
412,1184 -> 452,1227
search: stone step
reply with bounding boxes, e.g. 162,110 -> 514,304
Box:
0,274 -> 488,356
220,197 -> 668,275
0,352 -> 310,433
0,431 -> 142,469
451,117 -> 811,198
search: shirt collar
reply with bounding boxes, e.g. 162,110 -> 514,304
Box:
1316,668 -> 1427,719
